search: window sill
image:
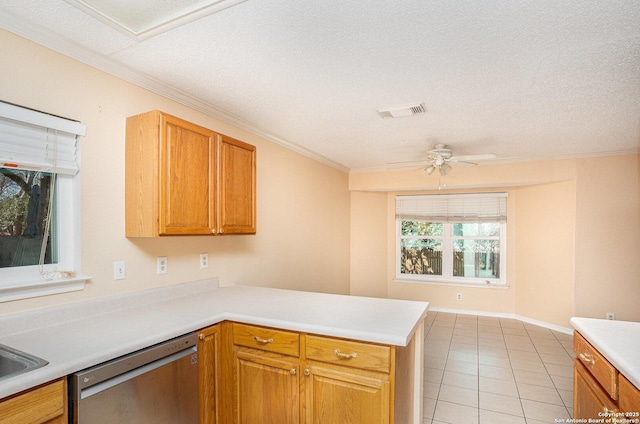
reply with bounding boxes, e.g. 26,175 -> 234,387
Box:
0,275 -> 90,303
394,278 -> 509,289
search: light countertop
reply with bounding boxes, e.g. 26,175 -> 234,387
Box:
570,317 -> 640,391
0,279 -> 429,399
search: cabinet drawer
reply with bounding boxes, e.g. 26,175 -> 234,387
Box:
619,374 -> 640,413
574,359 -> 618,418
305,335 -> 392,373
574,331 -> 618,399
233,323 -> 300,357
0,378 -> 66,424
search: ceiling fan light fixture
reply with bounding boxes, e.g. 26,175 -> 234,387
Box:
439,163 -> 452,175
425,164 -> 436,175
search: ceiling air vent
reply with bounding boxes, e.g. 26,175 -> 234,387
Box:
377,102 -> 426,119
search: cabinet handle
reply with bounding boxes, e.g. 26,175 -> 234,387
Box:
290,368 -> 297,375
304,369 -> 310,376
199,333 -> 205,341
579,353 -> 595,365
333,349 -> 357,360
253,336 -> 274,344
211,229 -> 217,234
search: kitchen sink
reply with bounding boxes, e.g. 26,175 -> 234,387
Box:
0,343 -> 48,381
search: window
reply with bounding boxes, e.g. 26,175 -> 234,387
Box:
0,101 -> 87,302
396,193 -> 507,286
0,170 -> 55,267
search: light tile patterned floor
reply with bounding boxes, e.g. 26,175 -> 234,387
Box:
422,312 -> 575,424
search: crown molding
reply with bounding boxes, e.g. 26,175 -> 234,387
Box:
349,148 -> 640,174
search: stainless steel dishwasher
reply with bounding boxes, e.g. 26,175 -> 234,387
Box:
69,332 -> 198,424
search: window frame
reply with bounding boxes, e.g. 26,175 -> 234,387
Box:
0,102 -> 88,302
0,172 -> 87,302
395,193 -> 507,287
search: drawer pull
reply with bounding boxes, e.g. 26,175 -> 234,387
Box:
333,349 -> 357,360
579,353 -> 595,365
253,336 -> 274,344
290,368 -> 297,375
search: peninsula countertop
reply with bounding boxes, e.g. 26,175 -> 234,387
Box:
570,317 -> 640,391
0,279 -> 429,399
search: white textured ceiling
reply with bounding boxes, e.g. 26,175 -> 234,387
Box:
0,0 -> 639,172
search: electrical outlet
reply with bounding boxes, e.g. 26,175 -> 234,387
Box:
157,257 -> 168,275
200,253 -> 209,269
456,293 -> 463,301
606,312 -> 615,320
114,261 -> 125,280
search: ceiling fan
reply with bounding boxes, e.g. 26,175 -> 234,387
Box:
399,144 -> 497,176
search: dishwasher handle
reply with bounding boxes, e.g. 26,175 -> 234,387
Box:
80,346 -> 197,400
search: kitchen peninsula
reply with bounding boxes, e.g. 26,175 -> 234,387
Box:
0,279 -> 429,424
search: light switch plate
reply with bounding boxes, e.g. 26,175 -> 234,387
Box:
114,261 -> 125,280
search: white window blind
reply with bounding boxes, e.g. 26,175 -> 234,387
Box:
0,101 -> 86,175
396,193 -> 508,222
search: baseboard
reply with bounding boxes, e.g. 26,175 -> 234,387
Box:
428,306 -> 573,335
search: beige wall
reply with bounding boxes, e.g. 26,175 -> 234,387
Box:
574,155 -> 640,322
513,181 -> 576,325
350,191 -> 387,297
0,30 -> 351,315
350,156 -> 640,328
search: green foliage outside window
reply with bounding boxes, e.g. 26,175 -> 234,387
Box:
0,169 -> 53,267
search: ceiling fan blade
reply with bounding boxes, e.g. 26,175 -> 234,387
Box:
449,153 -> 497,162
450,160 -> 477,167
385,159 -> 429,166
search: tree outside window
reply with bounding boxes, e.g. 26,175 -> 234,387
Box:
0,169 -> 54,268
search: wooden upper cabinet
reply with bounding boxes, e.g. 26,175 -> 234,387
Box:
125,110 -> 256,237
161,114 -> 217,235
219,135 -> 256,235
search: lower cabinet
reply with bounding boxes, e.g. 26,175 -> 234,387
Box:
235,351 -> 300,424
619,374 -> 640,413
573,330 -> 640,419
229,322 -> 395,424
304,364 -> 390,424
232,323 -> 300,424
574,359 -> 618,418
304,334 -> 393,424
0,378 -> 67,424
199,324 -> 221,424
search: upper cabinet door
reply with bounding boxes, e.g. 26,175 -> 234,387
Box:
160,115 -> 217,235
126,110 -> 256,237
219,135 -> 256,235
